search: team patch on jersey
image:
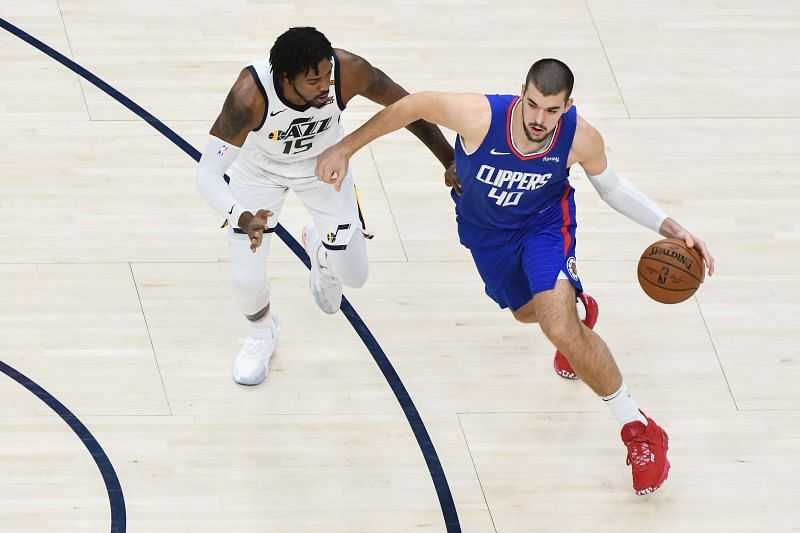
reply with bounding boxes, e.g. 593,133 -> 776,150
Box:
566,256 -> 579,281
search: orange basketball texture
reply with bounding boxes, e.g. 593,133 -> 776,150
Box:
637,238 -> 705,304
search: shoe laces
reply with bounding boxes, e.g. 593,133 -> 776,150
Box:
238,337 -> 270,359
625,434 -> 654,470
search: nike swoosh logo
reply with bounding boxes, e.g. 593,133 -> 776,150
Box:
228,205 -> 234,215
269,109 -> 286,116
490,148 -> 511,155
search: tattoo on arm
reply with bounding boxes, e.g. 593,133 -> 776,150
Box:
213,91 -> 252,140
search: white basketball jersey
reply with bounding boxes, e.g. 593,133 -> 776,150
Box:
231,54 -> 346,179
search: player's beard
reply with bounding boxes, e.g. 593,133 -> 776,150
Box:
520,107 -> 551,143
291,82 -> 329,108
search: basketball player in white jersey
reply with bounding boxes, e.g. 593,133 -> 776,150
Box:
196,27 -> 454,385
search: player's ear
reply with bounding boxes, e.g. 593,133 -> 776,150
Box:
520,83 -> 526,98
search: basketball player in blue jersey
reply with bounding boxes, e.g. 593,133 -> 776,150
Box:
196,27 -> 453,386
316,59 -> 715,495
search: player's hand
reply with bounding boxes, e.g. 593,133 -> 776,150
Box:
662,219 -> 715,276
238,209 -> 273,252
679,231 -> 714,277
444,161 -> 461,195
316,145 -> 350,192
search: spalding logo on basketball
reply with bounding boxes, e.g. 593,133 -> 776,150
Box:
637,238 -> 704,304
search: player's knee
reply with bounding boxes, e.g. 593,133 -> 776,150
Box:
230,269 -> 264,297
342,268 -> 368,288
335,257 -> 369,288
539,316 -> 579,346
326,239 -> 369,288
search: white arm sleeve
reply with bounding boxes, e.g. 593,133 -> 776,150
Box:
586,161 -> 668,233
196,136 -> 249,228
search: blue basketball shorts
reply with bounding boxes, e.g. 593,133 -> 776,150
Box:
458,187 -> 583,311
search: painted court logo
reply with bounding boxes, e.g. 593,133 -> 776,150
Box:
567,256 -> 579,281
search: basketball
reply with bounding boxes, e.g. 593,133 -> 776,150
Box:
637,238 -> 704,304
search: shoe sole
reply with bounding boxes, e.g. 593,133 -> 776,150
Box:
233,370 -> 266,386
555,367 -> 579,380
554,355 -> 579,380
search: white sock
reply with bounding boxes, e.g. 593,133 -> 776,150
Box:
602,383 -> 647,426
248,312 -> 274,340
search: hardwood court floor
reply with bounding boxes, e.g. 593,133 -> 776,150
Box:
1,1 -> 799,531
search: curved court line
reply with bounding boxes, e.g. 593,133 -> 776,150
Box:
0,17 -> 461,532
0,361 -> 126,533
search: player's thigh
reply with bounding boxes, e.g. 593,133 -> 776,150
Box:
292,170 -> 364,250
229,170 -> 289,230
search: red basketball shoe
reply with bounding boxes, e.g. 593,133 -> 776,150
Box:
553,292 -> 599,379
621,412 -> 671,495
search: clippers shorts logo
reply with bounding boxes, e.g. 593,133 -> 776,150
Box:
567,256 -> 579,281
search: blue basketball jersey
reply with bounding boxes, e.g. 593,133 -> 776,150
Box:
453,94 -> 578,241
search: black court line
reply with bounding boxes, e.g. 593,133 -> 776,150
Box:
0,361 -> 126,533
0,17 -> 461,533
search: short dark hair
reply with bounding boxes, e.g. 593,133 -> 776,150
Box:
525,59 -> 574,100
269,27 -> 333,79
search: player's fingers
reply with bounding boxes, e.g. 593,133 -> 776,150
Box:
696,241 -> 714,276
251,231 -> 263,251
701,245 -> 715,276
257,211 -> 271,223
334,171 -> 345,192
683,234 -> 695,249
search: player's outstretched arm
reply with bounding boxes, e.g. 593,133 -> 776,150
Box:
574,117 -> 715,275
316,91 -> 489,191
336,49 -> 455,170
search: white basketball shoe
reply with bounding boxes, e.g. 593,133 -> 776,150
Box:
302,223 -> 343,314
233,312 -> 280,385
